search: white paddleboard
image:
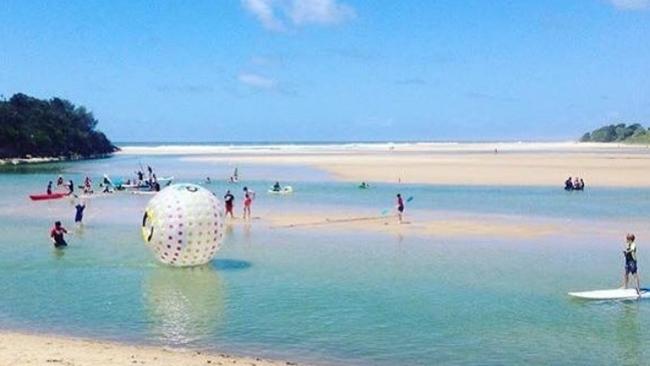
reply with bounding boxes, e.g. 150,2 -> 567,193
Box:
568,288 -> 650,300
268,186 -> 293,195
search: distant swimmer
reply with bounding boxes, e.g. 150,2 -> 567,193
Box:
359,182 -> 369,189
396,193 -> 405,224
224,190 -> 235,219
50,221 -> 68,248
46,181 -> 53,195
272,181 -> 281,192
622,233 -> 641,295
75,202 -> 86,224
205,177 -> 212,184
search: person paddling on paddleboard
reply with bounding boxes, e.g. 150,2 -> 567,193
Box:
50,221 -> 68,249
396,193 -> 405,224
622,233 -> 641,295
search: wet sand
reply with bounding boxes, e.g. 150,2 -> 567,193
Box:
0,332 -> 298,366
122,142 -> 650,187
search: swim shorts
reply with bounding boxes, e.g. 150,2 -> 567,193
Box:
626,260 -> 638,274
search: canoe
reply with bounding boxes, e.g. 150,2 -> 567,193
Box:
29,192 -> 69,201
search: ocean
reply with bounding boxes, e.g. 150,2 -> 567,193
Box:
1,147 -> 649,365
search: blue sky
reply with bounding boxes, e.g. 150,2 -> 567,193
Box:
1,0 -> 649,142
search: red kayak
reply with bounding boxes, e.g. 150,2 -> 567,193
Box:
29,192 -> 70,201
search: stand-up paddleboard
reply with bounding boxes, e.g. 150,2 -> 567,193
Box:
568,288 -> 650,300
29,192 -> 69,201
129,190 -> 157,196
268,186 -> 293,195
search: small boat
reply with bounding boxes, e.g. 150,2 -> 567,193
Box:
29,192 -> 69,201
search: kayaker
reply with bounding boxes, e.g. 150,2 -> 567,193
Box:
83,176 -> 93,194
75,203 -> 86,224
224,190 -> 235,218
50,221 -> 68,248
46,181 -> 53,195
622,233 -> 641,295
396,193 -> 405,224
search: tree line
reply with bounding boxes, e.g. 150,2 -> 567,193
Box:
580,123 -> 650,143
0,93 -> 117,159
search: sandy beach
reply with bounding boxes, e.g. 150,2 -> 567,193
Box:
0,332 -> 297,366
119,142 -> 650,187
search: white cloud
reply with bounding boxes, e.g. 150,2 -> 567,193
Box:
608,0 -> 650,10
288,0 -> 355,25
238,73 -> 276,89
241,0 -> 285,31
241,0 -> 355,31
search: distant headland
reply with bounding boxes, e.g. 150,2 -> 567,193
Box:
580,123 -> 650,144
0,93 -> 117,164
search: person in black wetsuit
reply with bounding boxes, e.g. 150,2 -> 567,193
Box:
50,221 -> 68,248
75,203 -> 86,224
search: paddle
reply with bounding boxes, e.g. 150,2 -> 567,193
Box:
381,196 -> 414,216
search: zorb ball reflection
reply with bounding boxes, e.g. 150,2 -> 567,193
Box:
141,184 -> 224,266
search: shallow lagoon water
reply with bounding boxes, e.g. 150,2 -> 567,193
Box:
1,155 -> 650,365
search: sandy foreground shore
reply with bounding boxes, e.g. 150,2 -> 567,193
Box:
120,142 -> 650,187
0,332 -> 299,366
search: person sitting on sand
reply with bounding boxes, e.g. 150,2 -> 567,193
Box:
622,233 -> 641,295
50,221 -> 68,248
224,190 -> 235,218
396,193 -> 405,224
272,182 -> 281,192
564,177 -> 573,191
47,181 -> 53,195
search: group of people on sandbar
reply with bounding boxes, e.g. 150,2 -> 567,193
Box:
564,176 -> 585,191
223,186 -> 256,220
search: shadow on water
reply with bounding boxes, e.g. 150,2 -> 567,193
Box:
142,265 -> 225,347
212,258 -> 252,271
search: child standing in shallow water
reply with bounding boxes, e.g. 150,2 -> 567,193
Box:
623,233 -> 641,295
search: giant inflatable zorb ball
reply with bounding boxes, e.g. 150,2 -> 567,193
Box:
141,184 -> 224,266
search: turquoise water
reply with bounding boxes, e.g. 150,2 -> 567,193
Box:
2,155 -> 650,365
